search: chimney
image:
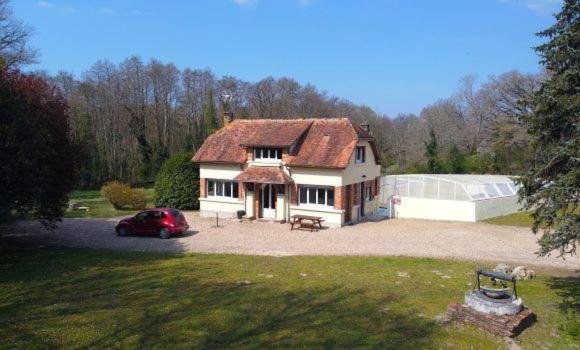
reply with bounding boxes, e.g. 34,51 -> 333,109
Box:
223,111 -> 234,127
360,124 -> 370,132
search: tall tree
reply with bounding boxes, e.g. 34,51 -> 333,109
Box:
425,129 -> 441,173
0,0 -> 37,69
518,0 -> 579,256
203,88 -> 218,137
0,68 -> 75,227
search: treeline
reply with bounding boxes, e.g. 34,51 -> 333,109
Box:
39,56 -> 542,189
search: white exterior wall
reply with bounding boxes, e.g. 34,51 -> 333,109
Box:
199,163 -> 244,218
475,196 -> 520,221
393,196 -> 520,222
394,197 -> 476,222
200,163 -> 242,180
289,205 -> 344,227
290,167 -> 342,186
341,141 -> 381,185
199,197 -> 244,218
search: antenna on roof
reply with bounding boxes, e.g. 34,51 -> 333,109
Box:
221,91 -> 233,111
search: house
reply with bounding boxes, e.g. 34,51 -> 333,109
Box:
192,113 -> 382,226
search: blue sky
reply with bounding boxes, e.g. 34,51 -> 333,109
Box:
14,0 -> 561,116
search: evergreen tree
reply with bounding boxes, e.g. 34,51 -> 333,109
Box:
155,152 -> 200,210
203,88 -> 218,137
518,0 -> 579,256
137,135 -> 153,184
447,144 -> 466,174
424,129 -> 440,173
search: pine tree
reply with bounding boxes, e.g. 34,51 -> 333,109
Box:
518,0 -> 579,256
203,88 -> 218,137
447,144 -> 466,174
425,129 -> 440,173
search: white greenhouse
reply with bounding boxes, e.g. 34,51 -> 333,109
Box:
380,174 -> 521,222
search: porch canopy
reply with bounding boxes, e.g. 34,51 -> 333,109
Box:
234,166 -> 293,184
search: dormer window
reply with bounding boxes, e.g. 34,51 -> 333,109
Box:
254,148 -> 282,160
355,146 -> 366,164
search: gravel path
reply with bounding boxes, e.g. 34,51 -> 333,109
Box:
2,212 -> 578,270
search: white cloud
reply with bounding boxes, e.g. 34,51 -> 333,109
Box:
36,1 -> 55,8
499,0 -> 561,15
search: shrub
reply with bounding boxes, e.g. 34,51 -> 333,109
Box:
155,152 -> 199,210
101,182 -> 146,210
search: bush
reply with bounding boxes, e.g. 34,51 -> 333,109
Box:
155,152 -> 199,210
101,182 -> 146,210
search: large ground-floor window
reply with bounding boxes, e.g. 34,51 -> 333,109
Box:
207,179 -> 239,199
299,185 -> 334,207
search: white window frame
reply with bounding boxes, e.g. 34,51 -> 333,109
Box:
207,179 -> 239,199
254,148 -> 282,160
355,146 -> 366,164
298,185 -> 335,208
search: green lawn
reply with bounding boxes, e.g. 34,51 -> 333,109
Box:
66,189 -> 156,218
0,246 -> 577,349
484,211 -> 535,227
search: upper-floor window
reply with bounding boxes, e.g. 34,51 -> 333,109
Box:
299,186 -> 334,207
254,148 -> 282,160
207,179 -> 239,199
355,146 -> 366,164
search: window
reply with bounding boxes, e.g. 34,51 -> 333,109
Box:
355,146 -> 366,164
298,186 -> 335,207
254,148 -> 282,160
207,179 -> 239,199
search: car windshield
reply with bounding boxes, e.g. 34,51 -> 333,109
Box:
169,209 -> 181,218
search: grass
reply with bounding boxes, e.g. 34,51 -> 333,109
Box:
484,211 -> 535,227
65,189 -> 156,218
0,246 -> 577,349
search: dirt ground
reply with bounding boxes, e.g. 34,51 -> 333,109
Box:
2,212 -> 579,271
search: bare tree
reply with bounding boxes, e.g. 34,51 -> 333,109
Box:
0,0 -> 38,69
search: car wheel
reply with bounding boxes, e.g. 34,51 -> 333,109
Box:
159,228 -> 171,239
117,227 -> 128,237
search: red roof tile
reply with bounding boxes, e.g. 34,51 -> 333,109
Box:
234,166 -> 293,184
193,118 -> 381,168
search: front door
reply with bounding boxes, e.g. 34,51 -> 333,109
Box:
261,184 -> 276,219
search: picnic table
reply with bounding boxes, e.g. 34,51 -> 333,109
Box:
290,214 -> 324,231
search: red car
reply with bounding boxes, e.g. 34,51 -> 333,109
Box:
116,208 -> 189,239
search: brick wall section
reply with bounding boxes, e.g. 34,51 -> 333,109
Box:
352,183 -> 359,205
238,182 -> 245,200
290,183 -> 298,205
200,178 -> 206,198
334,186 -> 346,210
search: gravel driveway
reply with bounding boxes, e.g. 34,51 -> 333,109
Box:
2,212 -> 578,270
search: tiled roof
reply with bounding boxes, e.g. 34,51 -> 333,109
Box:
193,118 -> 381,168
239,120 -> 312,147
284,119 -> 360,168
234,166 -> 293,184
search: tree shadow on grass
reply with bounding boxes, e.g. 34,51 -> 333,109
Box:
0,247 -> 439,349
548,276 -> 579,314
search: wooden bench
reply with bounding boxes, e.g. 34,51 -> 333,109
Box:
290,214 -> 324,232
